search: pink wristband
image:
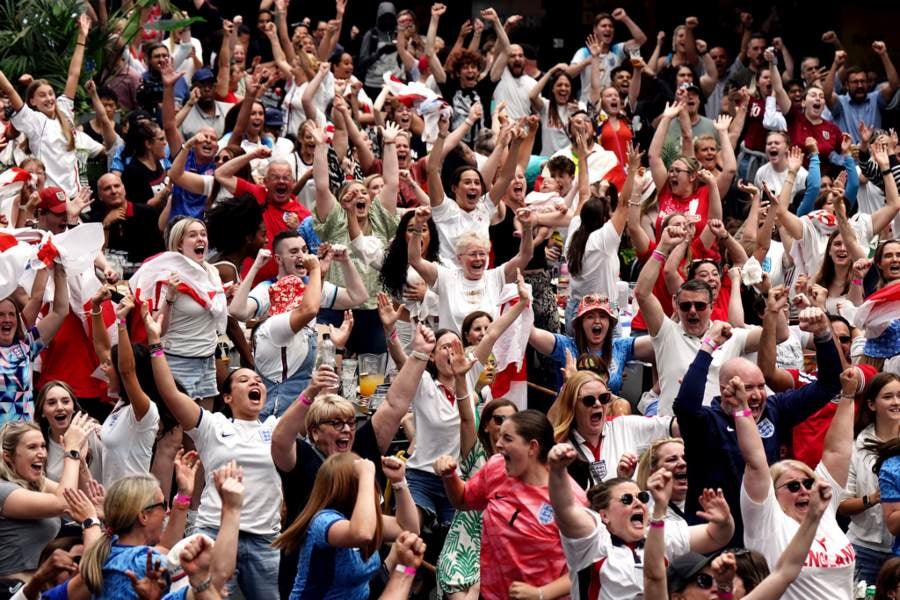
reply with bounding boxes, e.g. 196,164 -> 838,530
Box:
389,329 -> 399,342
151,349 -> 165,358
651,250 -> 667,264
852,278 -> 863,286
299,392 -> 313,406
649,519 -> 665,529
733,408 -> 752,419
395,564 -> 417,576
117,318 -> 127,327
174,493 -> 192,504
701,336 -> 719,351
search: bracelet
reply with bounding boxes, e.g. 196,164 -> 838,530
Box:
649,518 -> 666,529
151,349 -> 165,358
391,479 -> 408,491
299,392 -> 313,406
174,493 -> 192,504
383,140 -> 396,145
882,169 -> 893,177
90,307 -> 102,316
455,393 -> 469,401
701,336 -> 719,351
852,278 -> 863,286
76,42 -> 85,47
389,329 -> 399,342
148,342 -> 163,354
410,350 -> 430,362
190,577 -> 212,593
394,564 -> 417,576
650,249 -> 667,264
117,318 -> 127,327
627,200 -> 641,207
733,408 -> 752,418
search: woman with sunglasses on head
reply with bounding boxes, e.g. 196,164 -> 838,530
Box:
434,410 -> 586,600
549,444 -> 733,599
838,373 -> 900,585
733,363 -> 860,599
547,369 -> 674,490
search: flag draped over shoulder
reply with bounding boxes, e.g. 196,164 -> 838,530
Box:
490,283 -> 534,411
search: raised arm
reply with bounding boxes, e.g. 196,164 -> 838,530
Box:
85,80 -> 117,150
529,65 -> 566,112
472,270 -> 530,365
767,49 -> 792,114
308,123 -> 338,220
215,21 -> 235,100
731,376 -> 771,503
870,142 -> 900,231
649,101 -> 685,191
873,41 -> 900,102
170,132 -> 215,195
379,122 -> 401,214
547,444 -> 595,538
614,7 -> 648,47
214,146 -> 269,194
820,368 -> 859,488
35,265 -> 69,344
773,147 -> 804,240
142,304 -> 202,430
406,207 -> 439,287
757,286 -> 796,392
822,50 -> 845,109
488,128 -> 525,205
326,460 -> 379,548
482,9 -> 509,83
427,119 -> 448,207
635,224 -> 686,336
697,42 -> 719,97
115,298 -> 153,421
643,468 -> 673,600
501,210 -> 534,280
64,15 -> 91,100
302,62 -> 331,122
425,4 -> 447,84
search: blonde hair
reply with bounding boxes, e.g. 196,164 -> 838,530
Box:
635,437 -> 684,490
26,80 -> 75,152
166,217 -> 206,253
769,459 -> 816,485
0,422 -> 44,492
547,370 -> 605,443
305,394 -> 356,436
455,231 -> 490,256
80,475 -> 159,593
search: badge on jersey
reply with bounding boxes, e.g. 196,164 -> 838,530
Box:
590,459 -> 607,482
757,418 -> 775,438
537,502 -> 555,525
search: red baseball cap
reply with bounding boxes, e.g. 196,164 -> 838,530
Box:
37,187 -> 68,214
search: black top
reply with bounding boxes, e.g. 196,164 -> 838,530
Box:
121,158 -> 165,206
88,202 -> 164,264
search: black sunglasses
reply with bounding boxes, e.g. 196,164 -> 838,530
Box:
619,491 -> 650,506
143,500 -> 169,512
580,392 -> 612,407
777,478 -> 814,493
694,572 -> 714,590
677,300 -> 709,312
837,335 -> 852,343
491,414 -> 509,426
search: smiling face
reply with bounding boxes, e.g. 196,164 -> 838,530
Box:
40,385 -> 76,439
178,221 -> 208,263
458,62 -> 479,88
600,481 -> 647,542
871,380 -> 900,429
264,163 -> 295,205
828,234 -> 850,267
274,236 -> 308,277
465,315 -> 492,346
140,485 -> 168,545
695,138 -> 717,169
495,419 -> 538,478
404,218 -> 430,255
879,241 -> 900,282
675,289 -> 712,337
29,84 -> 57,117
147,126 -> 167,160
248,102 -> 265,133
9,430 -> 47,484
551,74 -> 571,104
366,176 -> 385,201
692,262 -> 721,299
333,53 -> 354,79
657,441 -> 688,501
458,241 -> 489,280
668,159 -> 696,195
452,169 -> 483,211
509,166 -> 526,201
593,17 -> 615,45
574,379 -> 610,440
224,368 -> 266,420
613,69 -> 632,95
339,182 -> 370,219
0,299 -> 19,346
774,467 -> 814,521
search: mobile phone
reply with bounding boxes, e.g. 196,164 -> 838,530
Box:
110,290 -> 125,303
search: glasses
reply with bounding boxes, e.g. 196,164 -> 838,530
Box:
693,573 -> 714,590
143,500 -> 169,512
677,301 -> 709,312
838,335 -> 852,343
776,478 -> 814,493
578,294 -> 612,313
618,491 -> 650,506
491,414 -> 508,426
580,392 -> 612,407
215,154 -> 232,163
321,418 -> 356,431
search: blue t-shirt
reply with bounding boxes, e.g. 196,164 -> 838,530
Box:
290,508 -> 381,600
96,544 -> 170,600
880,455 -> 900,555
548,334 -> 635,393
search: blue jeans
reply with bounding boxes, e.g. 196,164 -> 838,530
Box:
853,543 -> 892,586
407,468 -> 456,525
199,527 -> 280,600
260,332 -> 317,419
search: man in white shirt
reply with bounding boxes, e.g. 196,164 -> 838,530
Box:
570,9 -> 647,103
492,44 -> 537,120
179,68 -> 234,139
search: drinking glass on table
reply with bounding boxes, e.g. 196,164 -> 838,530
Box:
358,353 -> 385,397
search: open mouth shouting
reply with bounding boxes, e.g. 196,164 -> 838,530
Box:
0,321 -> 14,341
335,435 -> 351,452
247,386 -> 263,406
193,243 -> 206,259
29,459 -> 45,479
628,508 -> 646,532
53,412 -> 71,429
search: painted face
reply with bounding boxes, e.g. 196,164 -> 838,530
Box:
29,84 -> 56,117
484,405 -> 517,454
675,289 -> 712,337
600,87 -> 620,115
458,243 -> 489,280
574,379 -> 611,440
552,75 -> 571,104
692,262 -> 721,298
178,221 -> 208,263
0,299 -> 17,346
452,169 -> 483,211
495,419 -> 535,478
339,182 -> 370,219
870,380 -> 900,429
9,430 -> 47,484
656,441 -> 688,500
224,368 -> 266,420
274,236 -> 309,276
41,385 -> 76,439
265,164 -> 295,205
465,315 -> 492,346
600,481 -> 648,542
774,467 -> 815,522
366,176 -> 385,201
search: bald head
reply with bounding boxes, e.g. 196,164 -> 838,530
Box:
508,44 -> 526,77
719,357 -> 768,420
97,173 -> 126,208
719,357 -> 763,387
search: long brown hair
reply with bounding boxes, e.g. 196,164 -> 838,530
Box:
814,230 -> 851,295
26,80 -> 75,152
272,452 -> 383,557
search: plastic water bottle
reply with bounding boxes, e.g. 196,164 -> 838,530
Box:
318,333 -> 336,369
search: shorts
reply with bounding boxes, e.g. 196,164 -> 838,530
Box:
165,353 -> 218,398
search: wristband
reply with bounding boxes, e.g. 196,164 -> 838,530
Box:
882,169 -> 893,177
391,479 -> 408,491
148,342 -> 164,355
649,518 -> 665,529
191,577 -> 212,593
701,336 -> 719,351
852,278 -> 863,286
395,564 -> 417,576
117,318 -> 127,327
733,408 -> 752,419
90,307 -> 102,316
299,392 -> 313,406
174,493 -> 192,504
389,329 -> 399,342
627,200 -> 641,207
410,350 -> 430,362
717,592 -> 734,600
651,249 -> 667,264
151,349 -> 165,358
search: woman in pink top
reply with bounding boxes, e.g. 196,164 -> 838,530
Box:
434,410 -> 587,600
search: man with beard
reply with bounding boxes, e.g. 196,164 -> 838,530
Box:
179,68 -> 234,139
663,85 -> 717,153
89,173 -> 164,266
634,224 -> 787,416
570,9 -> 647,103
492,44 -> 536,120
824,43 -> 900,143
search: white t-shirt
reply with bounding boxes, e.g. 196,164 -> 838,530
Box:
567,218 -> 620,300
651,318 -> 752,416
180,101 -> 234,140
570,415 -> 673,486
561,507 -> 690,600
843,425 -> 894,552
571,44 -> 625,103
493,67 -> 537,120
188,410 -> 282,535
538,101 -> 577,157
792,213 -> 872,277
754,163 -> 808,197
430,194 -> 498,266
434,263 -> 506,335
741,463 -> 854,600
405,371 -> 473,473
100,400 -> 160,488
12,97 -> 81,196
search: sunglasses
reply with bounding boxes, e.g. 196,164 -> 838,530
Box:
677,301 -> 709,312
837,335 -> 852,343
143,500 -> 169,512
777,478 -> 814,493
322,418 -> 357,431
619,491 -> 650,506
215,154 -> 232,163
490,414 -> 509,426
693,573 -> 714,590
580,392 -> 612,407
579,295 -> 612,313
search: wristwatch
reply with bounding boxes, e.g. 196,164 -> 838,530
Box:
65,449 -> 81,461
863,494 -> 871,508
81,517 -> 101,530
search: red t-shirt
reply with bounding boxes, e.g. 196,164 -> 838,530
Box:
654,183 -> 712,241
741,97 -> 768,152
598,120 -> 633,167
462,454 -> 588,599
789,363 -> 878,468
787,106 -> 843,167
365,156 -> 429,208
37,313 -> 106,399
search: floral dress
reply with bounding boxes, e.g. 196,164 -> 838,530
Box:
436,439 -> 488,594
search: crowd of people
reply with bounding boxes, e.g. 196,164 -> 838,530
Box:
0,0 -> 899,598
